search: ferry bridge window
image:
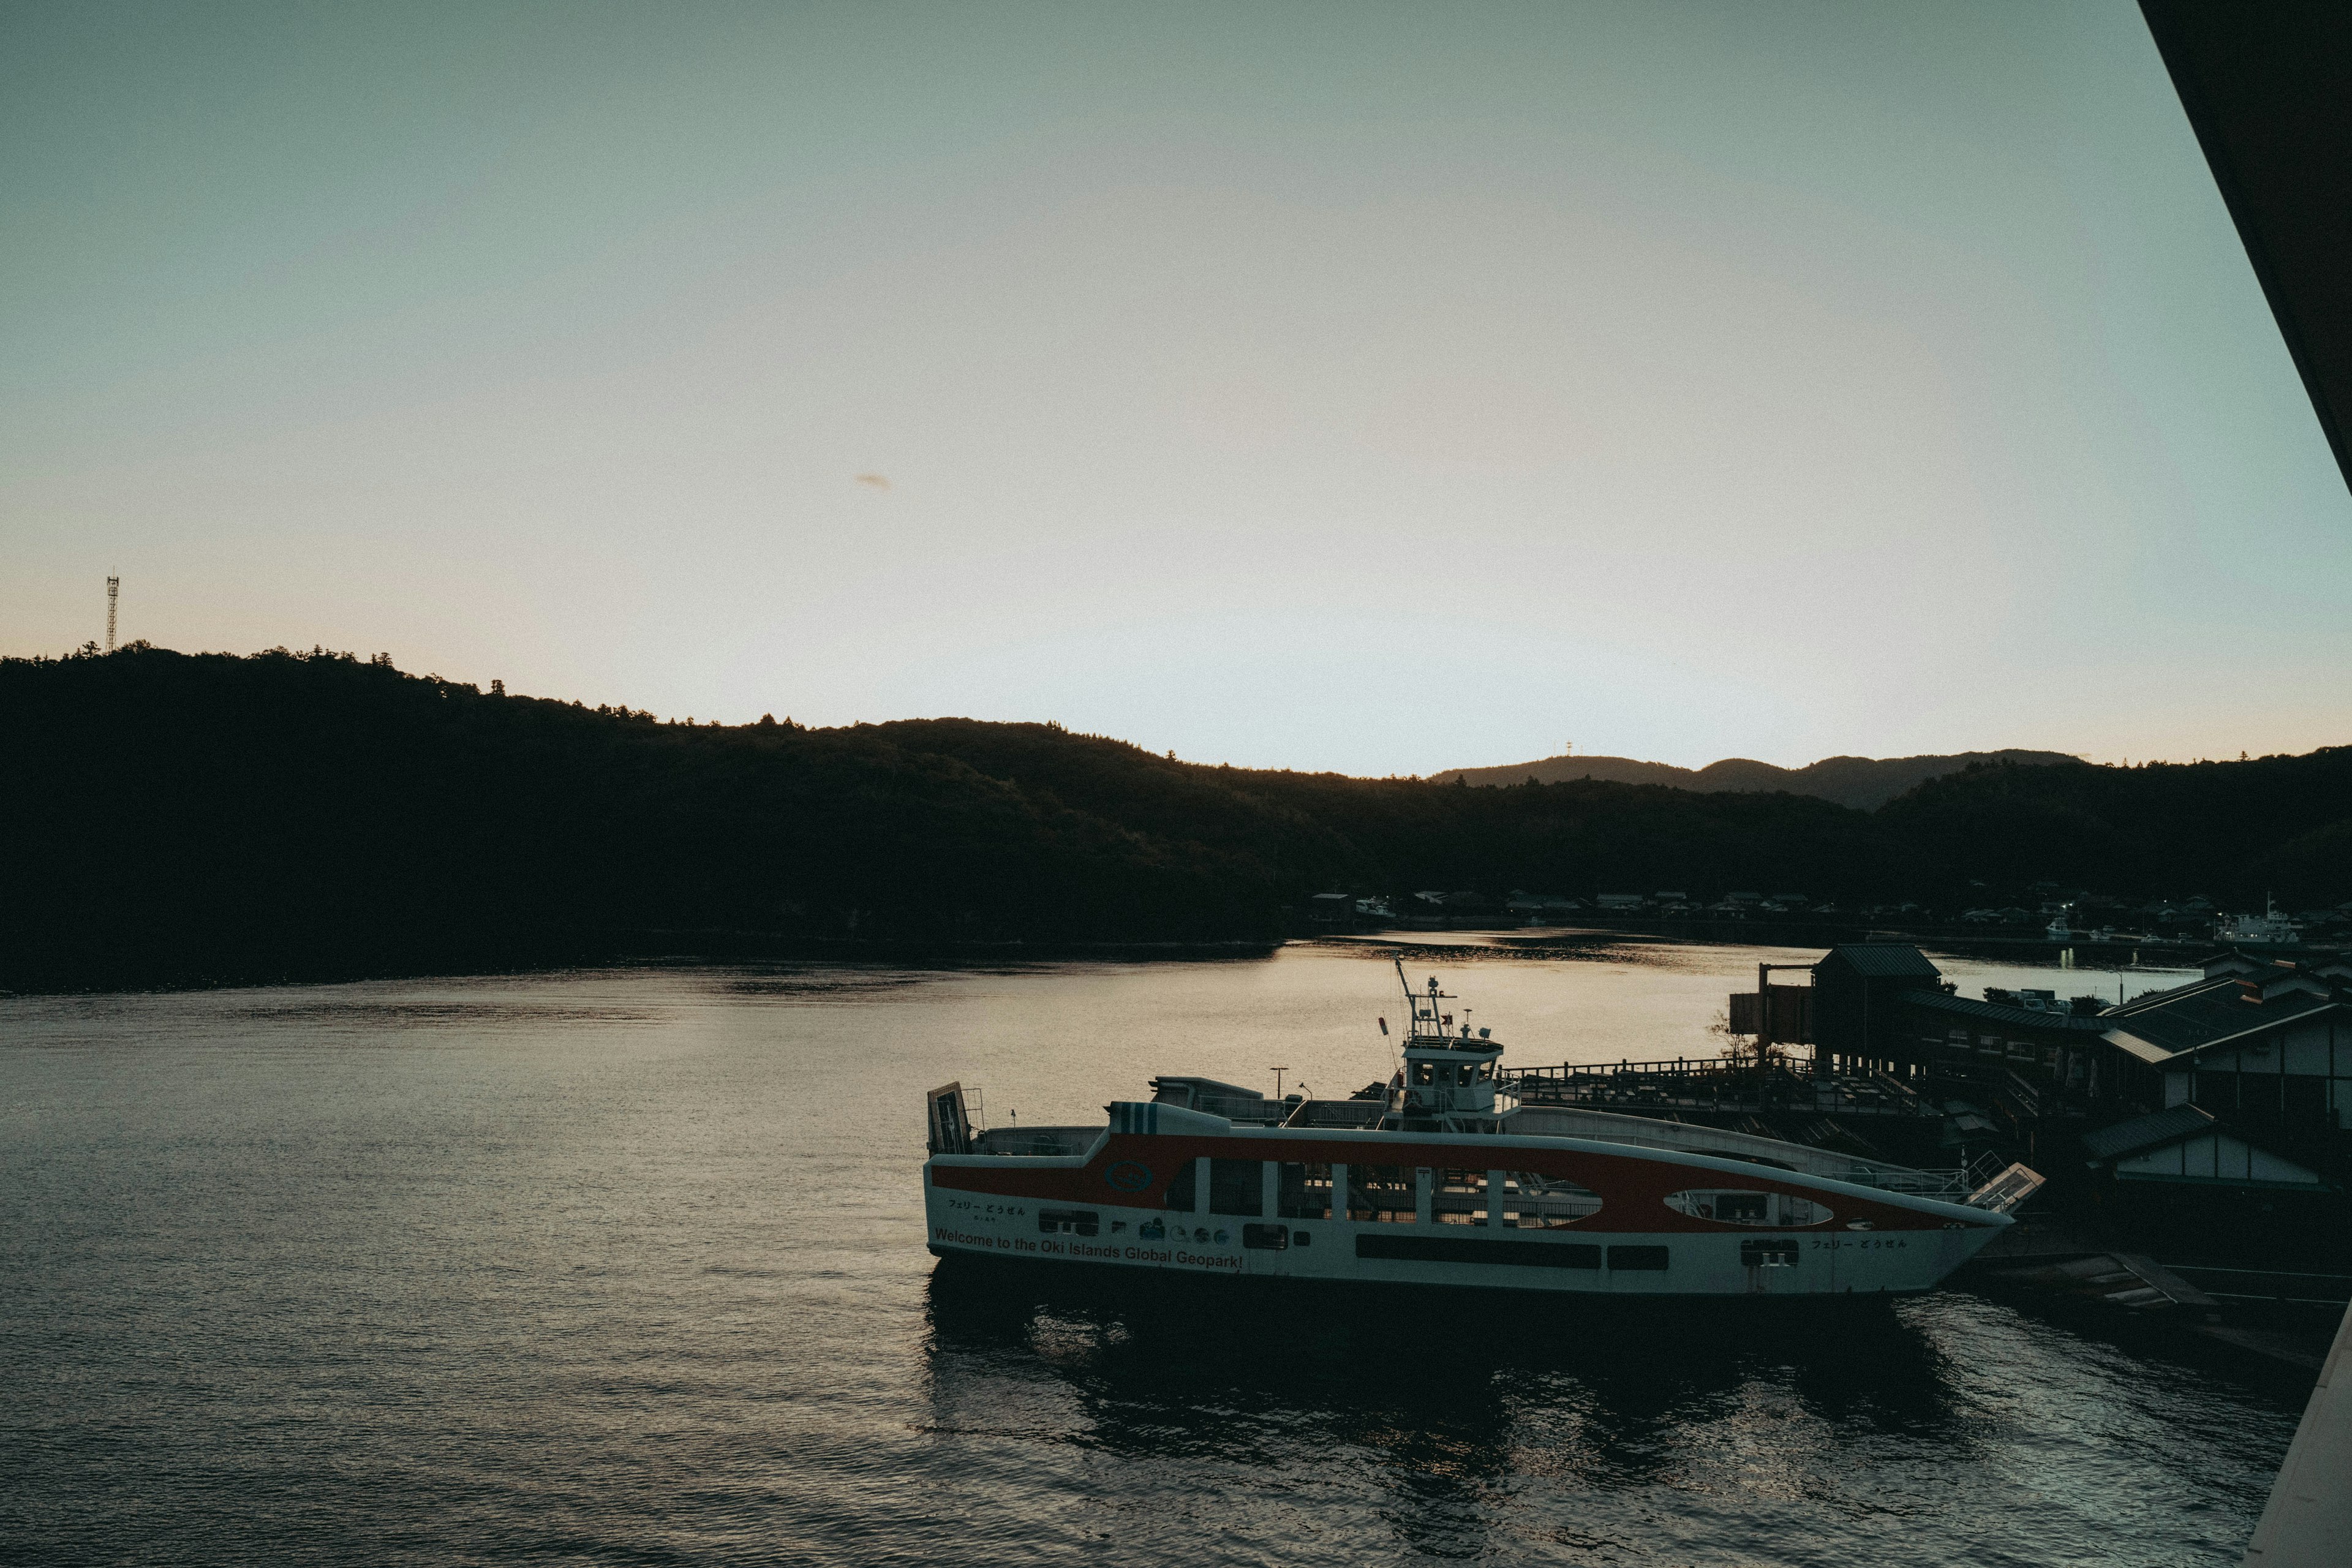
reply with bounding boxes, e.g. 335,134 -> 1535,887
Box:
1476,1061 -> 1493,1082
1346,1164 -> 1417,1223
1434,1168 -> 1488,1225
1209,1158 -> 1264,1217
1277,1162 -> 1333,1220
1411,1061 -> 1435,1087
1664,1189 -> 1829,1227
1455,1064 -> 1474,1087
1500,1172 -> 1603,1227
1162,1159 -> 1197,1212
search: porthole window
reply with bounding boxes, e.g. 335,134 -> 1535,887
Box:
1664,1189 -> 1830,1228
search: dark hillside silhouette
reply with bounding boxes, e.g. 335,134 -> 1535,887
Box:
1435,748 -> 2082,809
1876,748 -> 2352,902
2,646 -> 2345,990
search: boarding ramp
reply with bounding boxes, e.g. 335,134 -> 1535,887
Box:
1966,1161 -> 2048,1214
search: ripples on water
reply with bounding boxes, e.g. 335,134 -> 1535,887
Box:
0,946 -> 2295,1565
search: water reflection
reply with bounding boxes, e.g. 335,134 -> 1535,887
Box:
2,952 -> 2281,1567
923,1261 -> 1969,1558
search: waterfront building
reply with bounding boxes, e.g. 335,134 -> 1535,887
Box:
2101,954 -> 2352,1147
1809,944 -> 2134,1103
2079,1104 -> 2328,1192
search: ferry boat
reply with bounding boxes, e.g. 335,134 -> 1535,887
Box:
2217,894 -> 2302,947
923,962 -> 2043,1297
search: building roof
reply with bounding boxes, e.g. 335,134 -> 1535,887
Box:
1898,988 -> 2113,1033
2081,1103 -> 2218,1163
2100,973 -> 2344,1061
1817,944 -> 1943,979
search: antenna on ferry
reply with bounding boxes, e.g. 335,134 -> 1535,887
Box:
1270,1066 -> 1289,1099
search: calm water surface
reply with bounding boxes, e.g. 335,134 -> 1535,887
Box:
1,941 -> 2297,1565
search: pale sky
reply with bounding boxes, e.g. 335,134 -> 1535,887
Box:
4,1 -> 2346,775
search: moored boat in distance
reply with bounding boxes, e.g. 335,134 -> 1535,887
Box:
923,959 -> 2043,1296
2217,894 -> 2302,947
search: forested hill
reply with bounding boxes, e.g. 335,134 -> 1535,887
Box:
4,646 -> 2347,990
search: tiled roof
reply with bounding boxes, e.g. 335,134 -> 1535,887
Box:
1898,989 -> 2111,1032
1819,944 -> 1943,978
2081,1104 -> 2218,1162
2101,978 -> 2341,1059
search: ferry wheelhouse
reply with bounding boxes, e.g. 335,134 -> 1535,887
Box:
924,962 -> 2043,1296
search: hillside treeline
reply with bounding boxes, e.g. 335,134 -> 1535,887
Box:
2,647 -> 2345,989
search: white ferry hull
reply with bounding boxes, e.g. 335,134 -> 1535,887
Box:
922,962 -> 2026,1299
924,1123 -> 2013,1299
926,1193 -> 1994,1296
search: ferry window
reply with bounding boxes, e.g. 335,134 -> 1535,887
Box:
1038,1208 -> 1099,1237
1500,1172 -> 1603,1227
1608,1245 -> 1669,1272
1346,1164 -> 1417,1223
1740,1238 -> 1800,1267
1455,1064 -> 1474,1087
1664,1189 -> 1828,1227
1277,1162 -> 1333,1219
1476,1061 -> 1493,1082
1210,1158 -> 1264,1217
1163,1159 -> 1198,1212
1411,1061 -> 1435,1087
1434,1168 -> 1489,1226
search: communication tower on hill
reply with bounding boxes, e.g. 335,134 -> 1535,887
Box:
105,576 -> 118,652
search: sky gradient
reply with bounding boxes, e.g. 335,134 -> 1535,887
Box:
5,1 -> 2346,775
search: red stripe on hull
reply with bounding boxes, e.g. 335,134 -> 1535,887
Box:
926,1131 -> 1998,1236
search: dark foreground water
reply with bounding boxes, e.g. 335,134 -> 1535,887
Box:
1,945 -> 2299,1566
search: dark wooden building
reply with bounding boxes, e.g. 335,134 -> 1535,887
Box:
1810,944 -> 1944,1073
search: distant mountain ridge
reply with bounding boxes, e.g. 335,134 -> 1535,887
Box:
1432,749 -> 2083,810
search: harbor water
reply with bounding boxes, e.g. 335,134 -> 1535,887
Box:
1,940 -> 2298,1566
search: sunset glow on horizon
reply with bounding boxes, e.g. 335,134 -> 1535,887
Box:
5,2 -> 2346,775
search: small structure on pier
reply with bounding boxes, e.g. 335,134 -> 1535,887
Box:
1811,944 -> 1942,1072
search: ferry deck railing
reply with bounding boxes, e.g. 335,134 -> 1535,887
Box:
971,1126 -> 1103,1158
1502,1058 -> 1932,1118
